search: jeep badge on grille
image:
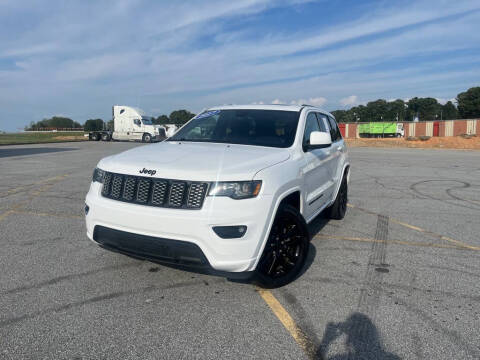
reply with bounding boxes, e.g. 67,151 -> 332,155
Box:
139,168 -> 156,176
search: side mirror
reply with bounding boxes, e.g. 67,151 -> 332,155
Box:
309,131 -> 331,149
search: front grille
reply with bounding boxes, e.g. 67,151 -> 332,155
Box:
101,172 -> 208,209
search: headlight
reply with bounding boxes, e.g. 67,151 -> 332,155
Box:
208,181 -> 262,199
92,168 -> 105,183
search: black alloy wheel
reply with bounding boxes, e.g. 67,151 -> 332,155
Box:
256,205 -> 309,288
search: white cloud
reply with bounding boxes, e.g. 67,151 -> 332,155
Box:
288,97 -> 327,106
340,95 -> 359,107
271,99 -> 284,104
435,97 -> 457,105
0,0 -> 479,130
306,97 -> 327,106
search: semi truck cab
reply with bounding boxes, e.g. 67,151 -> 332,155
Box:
88,106 -> 165,142
111,106 -> 161,142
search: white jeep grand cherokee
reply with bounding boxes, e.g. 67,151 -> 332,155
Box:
85,105 -> 349,287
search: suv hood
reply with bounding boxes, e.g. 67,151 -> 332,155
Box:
98,141 -> 290,181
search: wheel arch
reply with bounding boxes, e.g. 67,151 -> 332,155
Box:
331,163 -> 350,204
278,190 -> 301,213
249,186 -> 304,271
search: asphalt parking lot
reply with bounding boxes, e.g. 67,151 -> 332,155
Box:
1,141 -> 479,359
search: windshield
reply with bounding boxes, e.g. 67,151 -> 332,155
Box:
168,109 -> 300,148
142,117 -> 153,125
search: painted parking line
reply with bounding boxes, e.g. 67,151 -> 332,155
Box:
347,203 -> 480,251
0,203 -> 25,222
0,174 -> 69,198
0,209 -> 15,222
0,174 -> 70,223
257,288 -> 316,359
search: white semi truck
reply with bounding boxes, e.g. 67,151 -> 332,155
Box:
88,106 -> 166,142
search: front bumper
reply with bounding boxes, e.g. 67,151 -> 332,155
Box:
94,225 -> 209,267
85,182 -> 275,272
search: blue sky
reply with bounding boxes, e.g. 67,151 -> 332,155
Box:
0,0 -> 479,131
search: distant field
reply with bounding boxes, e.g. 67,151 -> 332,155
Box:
0,132 -> 87,145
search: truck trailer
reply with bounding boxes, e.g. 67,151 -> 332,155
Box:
88,106 -> 166,142
358,122 -> 404,138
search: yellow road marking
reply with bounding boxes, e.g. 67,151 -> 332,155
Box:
0,203 -> 25,222
0,209 -> 15,222
257,288 -> 315,359
313,234 -> 471,250
347,203 -> 480,251
0,174 -> 70,222
0,174 -> 69,197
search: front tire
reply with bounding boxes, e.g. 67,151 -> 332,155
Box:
142,134 -> 152,143
256,205 -> 309,288
326,173 -> 348,220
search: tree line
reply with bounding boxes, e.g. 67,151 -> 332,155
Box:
25,86 -> 480,131
331,86 -> 480,123
25,110 -> 196,132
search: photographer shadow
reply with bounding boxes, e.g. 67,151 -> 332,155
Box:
318,312 -> 400,360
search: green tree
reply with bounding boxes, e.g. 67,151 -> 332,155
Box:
331,110 -> 347,122
457,87 -> 480,118
386,99 -> 406,122
406,97 -> 441,121
84,119 -> 104,131
364,99 -> 389,122
106,119 -> 114,131
49,116 -> 79,128
441,101 -> 458,120
169,110 -> 195,125
153,114 -> 170,125
26,116 -> 80,130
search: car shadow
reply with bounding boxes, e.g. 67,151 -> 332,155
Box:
308,211 -> 330,238
293,213 -> 330,281
317,312 -> 401,360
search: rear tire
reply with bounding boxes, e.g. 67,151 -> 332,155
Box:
101,133 -> 110,141
256,205 -> 309,288
94,133 -> 101,141
326,172 -> 348,220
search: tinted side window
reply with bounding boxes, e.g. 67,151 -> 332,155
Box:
303,112 -> 320,146
332,116 -> 342,140
327,116 -> 341,141
315,113 -> 328,132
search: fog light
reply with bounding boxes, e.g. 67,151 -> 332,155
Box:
213,225 -> 247,239
85,204 -> 90,215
